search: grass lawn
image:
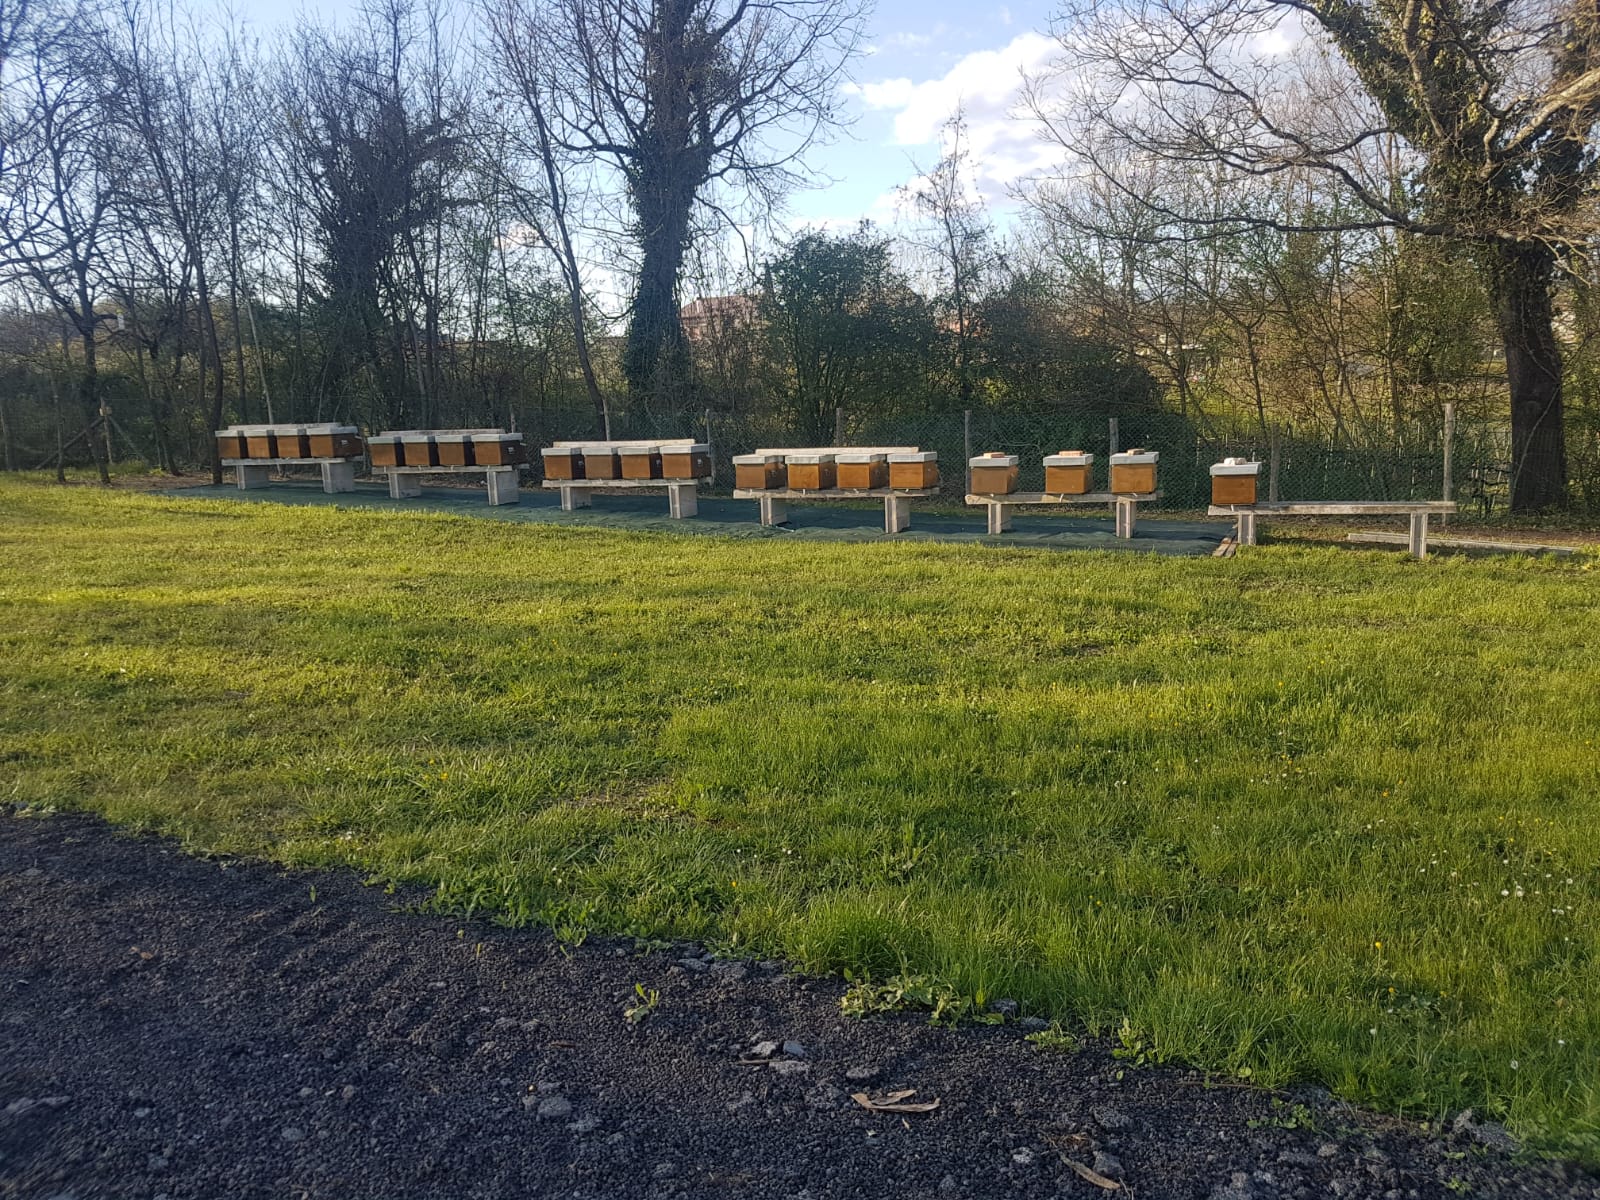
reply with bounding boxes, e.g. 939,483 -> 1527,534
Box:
3,476 -> 1598,1158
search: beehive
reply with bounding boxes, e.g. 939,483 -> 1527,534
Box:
1210,457 -> 1261,505
969,452 -> 1020,495
304,425 -> 362,458
273,426 -> 309,458
435,434 -> 474,467
472,433 -> 526,466
733,453 -> 784,489
238,425 -> 278,460
661,443 -> 712,479
368,435 -> 402,468
580,444 -> 620,478
888,452 -> 938,490
1043,450 -> 1094,495
786,452 -> 836,491
541,446 -> 584,480
1109,448 -> 1159,494
619,444 -> 662,480
400,434 -> 438,467
215,429 -> 247,460
836,451 -> 888,490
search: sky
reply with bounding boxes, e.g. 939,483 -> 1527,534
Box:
244,0 -> 1066,239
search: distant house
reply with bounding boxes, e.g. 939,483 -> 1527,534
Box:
680,295 -> 759,343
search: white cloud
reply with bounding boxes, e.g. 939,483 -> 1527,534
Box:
844,32 -> 1067,208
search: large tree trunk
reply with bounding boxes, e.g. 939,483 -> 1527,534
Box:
1488,242 -> 1567,511
624,181 -> 695,409
79,323 -> 110,485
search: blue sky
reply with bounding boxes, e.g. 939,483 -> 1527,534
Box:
244,0 -> 1064,235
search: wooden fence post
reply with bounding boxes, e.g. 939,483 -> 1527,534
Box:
1268,426 -> 1282,504
963,408 -> 972,495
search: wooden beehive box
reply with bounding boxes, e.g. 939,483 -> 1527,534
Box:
274,426 -> 310,458
580,444 -> 620,479
661,443 -> 711,479
541,446 -> 584,480
368,435 -> 402,467
969,452 -> 1020,495
1109,449 -> 1159,494
733,453 -> 784,489
888,452 -> 938,490
400,433 -> 438,467
1210,457 -> 1261,505
236,426 -> 278,459
304,425 -> 362,458
785,452 -> 836,491
435,434 -> 474,467
836,452 -> 888,490
1043,450 -> 1094,495
619,444 -> 662,480
215,429 -> 247,460
472,433 -> 526,466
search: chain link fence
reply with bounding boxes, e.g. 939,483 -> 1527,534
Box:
4,389 -> 1537,516
533,402 -> 1517,513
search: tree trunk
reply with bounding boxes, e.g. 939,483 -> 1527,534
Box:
624,175 -> 696,409
79,323 -> 110,485
1488,242 -> 1567,511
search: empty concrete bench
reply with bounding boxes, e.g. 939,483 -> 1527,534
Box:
732,446 -> 933,533
539,439 -> 710,518
965,449 -> 1161,537
216,424 -> 362,494
369,429 -> 525,505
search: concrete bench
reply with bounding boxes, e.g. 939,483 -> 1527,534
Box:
370,430 -> 525,506
217,424 -> 361,494
734,448 -> 934,533
966,491 -> 1161,537
541,440 -> 709,518
1209,501 -> 1458,559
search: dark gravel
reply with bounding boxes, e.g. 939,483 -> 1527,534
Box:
2,810 -> 1593,1200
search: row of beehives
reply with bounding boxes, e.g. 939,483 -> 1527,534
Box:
540,443 -> 713,481
216,426 -> 526,467
216,425 -> 364,460
965,450 -> 1263,504
730,450 -> 941,491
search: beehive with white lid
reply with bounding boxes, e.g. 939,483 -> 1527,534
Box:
1043,450 -> 1094,495
1109,448 -> 1158,494
1209,457 -> 1261,505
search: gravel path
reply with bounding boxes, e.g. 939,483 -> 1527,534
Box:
2,810 -> 1592,1200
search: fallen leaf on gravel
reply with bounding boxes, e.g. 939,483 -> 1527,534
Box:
546,1039 -> 575,1049
850,1090 -> 940,1114
1064,1158 -> 1121,1190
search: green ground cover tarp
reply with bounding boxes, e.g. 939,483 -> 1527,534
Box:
166,481 -> 1227,555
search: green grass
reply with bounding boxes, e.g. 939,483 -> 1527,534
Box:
2,478 -> 1598,1157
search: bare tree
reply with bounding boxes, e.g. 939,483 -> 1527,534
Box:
482,0 -> 610,432
507,0 -> 867,409
0,4 -> 118,483
1032,0 -> 1600,510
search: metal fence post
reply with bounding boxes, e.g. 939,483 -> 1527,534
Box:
963,408 -> 972,496
1441,402 -> 1455,527
1268,425 -> 1282,504
705,407 -> 716,489
834,405 -> 845,446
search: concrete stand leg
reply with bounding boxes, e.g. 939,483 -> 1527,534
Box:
388,472 -> 423,500
235,465 -> 271,490
486,468 -> 520,506
884,495 -> 911,534
1115,498 -> 1137,539
668,482 -> 698,519
1237,512 -> 1258,546
1408,512 -> 1428,559
986,502 -> 1013,535
321,461 -> 356,494
758,495 -> 789,526
559,485 -> 592,511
